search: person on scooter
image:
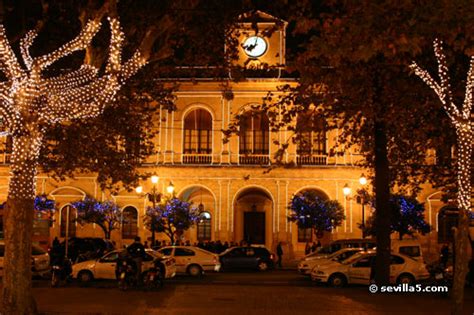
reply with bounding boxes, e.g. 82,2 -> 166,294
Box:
126,236 -> 146,283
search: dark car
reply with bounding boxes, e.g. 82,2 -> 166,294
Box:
219,246 -> 274,271
59,237 -> 115,263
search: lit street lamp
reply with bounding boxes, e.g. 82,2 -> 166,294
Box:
135,175 -> 162,246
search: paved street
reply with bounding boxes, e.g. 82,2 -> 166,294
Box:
2,270 -> 472,315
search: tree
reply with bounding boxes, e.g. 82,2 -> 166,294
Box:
72,197 -> 121,239
288,191 -> 345,234
411,39 -> 473,315
144,196 -> 200,244
0,7 -> 149,314
361,194 -> 430,240
33,194 -> 56,225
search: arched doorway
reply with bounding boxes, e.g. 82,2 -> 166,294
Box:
234,187 -> 274,247
178,185 -> 216,242
122,206 -> 138,239
60,205 -> 76,238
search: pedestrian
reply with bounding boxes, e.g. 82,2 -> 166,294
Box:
144,241 -> 149,249
127,236 -> 146,283
305,242 -> 311,255
440,242 -> 449,268
52,236 -> 60,248
311,241 -> 318,253
276,242 -> 283,268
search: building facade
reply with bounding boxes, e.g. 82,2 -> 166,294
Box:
0,11 -> 470,263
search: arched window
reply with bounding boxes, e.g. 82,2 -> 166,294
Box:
60,205 -> 76,238
183,109 -> 212,154
197,211 -> 212,241
122,206 -> 138,239
239,111 -> 269,164
296,114 -> 326,165
438,206 -> 458,243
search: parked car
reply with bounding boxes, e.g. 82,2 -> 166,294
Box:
310,250 -> 430,287
391,239 -> 424,262
219,246 -> 274,271
72,249 -> 176,283
298,248 -> 363,276
310,239 -> 377,258
0,241 -> 50,277
157,246 -> 220,276
57,237 -> 115,263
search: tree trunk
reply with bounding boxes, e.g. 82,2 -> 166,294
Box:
374,120 -> 391,285
451,126 -> 472,315
3,134 -> 42,314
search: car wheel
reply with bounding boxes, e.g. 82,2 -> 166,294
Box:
257,260 -> 269,271
78,270 -> 93,283
397,273 -> 415,285
187,264 -> 203,277
328,273 -> 347,288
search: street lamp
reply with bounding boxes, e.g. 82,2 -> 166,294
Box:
136,175 -> 162,246
356,174 -> 368,238
342,184 -> 351,197
166,181 -> 175,195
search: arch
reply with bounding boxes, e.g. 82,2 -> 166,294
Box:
122,206 -> 138,239
232,185 -> 275,247
49,186 -> 87,199
59,204 -> 76,238
292,186 -> 331,200
177,184 -> 217,238
426,190 -> 444,229
181,103 -> 216,122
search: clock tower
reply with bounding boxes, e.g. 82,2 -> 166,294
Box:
231,11 -> 287,70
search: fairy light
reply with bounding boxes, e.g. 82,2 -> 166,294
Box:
410,38 -> 473,216
0,17 -> 148,199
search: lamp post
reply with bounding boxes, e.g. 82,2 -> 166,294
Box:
136,175 -> 161,246
356,174 -> 368,238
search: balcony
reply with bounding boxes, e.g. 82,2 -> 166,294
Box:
296,154 -> 327,165
182,154 -> 212,164
239,154 -> 270,165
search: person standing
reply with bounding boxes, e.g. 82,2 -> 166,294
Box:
304,242 -> 311,255
276,242 -> 283,268
127,236 -> 146,283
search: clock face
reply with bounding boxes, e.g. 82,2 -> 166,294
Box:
243,36 -> 267,58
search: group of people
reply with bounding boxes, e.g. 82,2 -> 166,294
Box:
304,241 -> 322,255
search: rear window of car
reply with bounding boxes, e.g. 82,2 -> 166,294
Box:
159,248 -> 173,256
399,246 -> 421,257
255,248 -> 270,256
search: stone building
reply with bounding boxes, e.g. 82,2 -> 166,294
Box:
0,11 -> 470,263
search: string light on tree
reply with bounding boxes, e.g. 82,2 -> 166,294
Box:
410,38 -> 473,312
0,17 -> 148,199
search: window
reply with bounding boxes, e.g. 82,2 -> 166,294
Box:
175,248 -> 196,256
296,114 -> 326,156
60,205 -> 76,238
239,111 -> 269,155
197,211 -> 211,241
353,256 -> 373,268
122,206 -> 138,239
100,252 -> 118,263
159,248 -> 173,256
297,227 -> 312,242
184,109 -> 212,154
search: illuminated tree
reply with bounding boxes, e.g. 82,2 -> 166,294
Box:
361,194 -> 430,240
144,197 -> 200,244
410,40 -> 473,315
72,197 -> 121,239
0,14 -> 147,314
288,191 -> 345,234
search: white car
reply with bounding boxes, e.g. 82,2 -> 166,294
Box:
311,250 -> 430,287
157,246 -> 221,276
298,248 -> 363,275
0,242 -> 50,277
72,249 -> 176,283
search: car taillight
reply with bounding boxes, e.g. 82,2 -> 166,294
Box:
270,254 -> 274,261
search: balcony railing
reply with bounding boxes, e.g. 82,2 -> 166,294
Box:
182,154 -> 212,164
296,154 -> 327,165
239,154 -> 270,165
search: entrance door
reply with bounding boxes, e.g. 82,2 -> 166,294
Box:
244,212 -> 265,244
